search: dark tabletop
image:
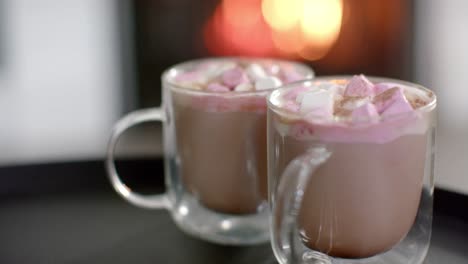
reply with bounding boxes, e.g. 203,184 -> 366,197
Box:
0,159 -> 467,264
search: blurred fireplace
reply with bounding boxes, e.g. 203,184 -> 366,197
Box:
129,0 -> 413,108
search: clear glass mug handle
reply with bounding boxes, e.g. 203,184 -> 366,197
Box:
105,107 -> 170,209
271,147 -> 331,264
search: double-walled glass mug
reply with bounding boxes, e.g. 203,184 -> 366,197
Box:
267,77 -> 437,263
105,57 -> 314,245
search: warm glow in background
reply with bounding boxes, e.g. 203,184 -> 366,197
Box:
204,0 -> 343,61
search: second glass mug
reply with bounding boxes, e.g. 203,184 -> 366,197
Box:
105,57 -> 313,245
267,77 -> 437,263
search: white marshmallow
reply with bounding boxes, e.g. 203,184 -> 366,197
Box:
246,64 -> 267,80
295,91 -> 309,103
255,76 -> 282,90
234,83 -> 253,92
266,64 -> 281,75
204,62 -> 236,81
299,90 -> 334,115
324,84 -> 345,95
295,88 -> 330,103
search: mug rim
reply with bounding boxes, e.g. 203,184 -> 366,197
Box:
267,75 -> 437,124
161,57 -> 314,96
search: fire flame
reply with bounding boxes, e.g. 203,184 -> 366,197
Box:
204,0 -> 343,61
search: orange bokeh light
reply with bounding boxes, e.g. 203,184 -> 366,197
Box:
271,26 -> 305,55
204,0 -> 343,61
223,0 -> 262,29
204,2 -> 274,57
301,0 -> 343,47
262,0 -> 302,31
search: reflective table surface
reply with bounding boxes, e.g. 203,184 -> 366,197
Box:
0,160 -> 467,264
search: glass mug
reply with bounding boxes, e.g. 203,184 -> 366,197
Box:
267,77 -> 437,263
105,57 -> 313,245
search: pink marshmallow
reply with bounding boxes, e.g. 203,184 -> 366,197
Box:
284,101 -> 300,112
195,61 -> 215,71
206,82 -> 230,92
352,102 -> 379,123
222,67 -> 249,88
282,69 -> 304,83
175,71 -> 202,82
373,83 -> 396,94
264,64 -> 281,75
381,96 -> 414,117
344,75 -> 374,97
373,87 -> 408,113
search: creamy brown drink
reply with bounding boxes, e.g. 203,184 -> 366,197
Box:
268,76 -> 436,258
170,58 -> 312,215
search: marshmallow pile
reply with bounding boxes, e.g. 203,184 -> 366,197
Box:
281,75 -> 432,123
174,60 -> 305,92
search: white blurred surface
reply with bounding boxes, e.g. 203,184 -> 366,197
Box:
0,0 -> 121,165
415,0 -> 468,194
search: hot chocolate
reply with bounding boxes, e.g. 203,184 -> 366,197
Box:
268,75 -> 436,258
170,58 -> 312,214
